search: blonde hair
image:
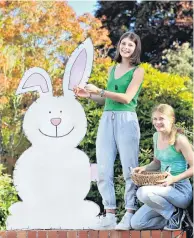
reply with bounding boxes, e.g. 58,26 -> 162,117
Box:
152,104 -> 184,145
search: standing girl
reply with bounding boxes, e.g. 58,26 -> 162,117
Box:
131,104 -> 193,230
74,32 -> 144,230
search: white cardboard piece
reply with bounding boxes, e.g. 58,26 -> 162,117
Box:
6,38 -> 100,230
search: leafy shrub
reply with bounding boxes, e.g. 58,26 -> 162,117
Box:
0,164 -> 18,230
137,63 -> 193,149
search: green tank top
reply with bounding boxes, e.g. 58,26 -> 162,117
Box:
104,66 -> 143,112
153,132 -> 187,176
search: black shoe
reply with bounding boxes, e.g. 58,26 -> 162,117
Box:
164,207 -> 186,231
182,210 -> 193,230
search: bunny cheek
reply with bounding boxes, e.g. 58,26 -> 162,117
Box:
38,126 -> 74,138
22,97 -> 87,147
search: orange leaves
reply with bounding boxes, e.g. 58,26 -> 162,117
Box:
0,74 -> 15,108
0,74 -> 8,94
0,0 -> 112,101
0,1 -> 82,40
0,1 -> 6,7
95,57 -> 112,66
0,96 -> 8,106
0,1 -> 111,54
0,74 -> 20,97
52,77 -> 63,96
78,13 -> 111,47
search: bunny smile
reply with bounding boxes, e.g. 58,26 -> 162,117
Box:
38,127 -> 74,138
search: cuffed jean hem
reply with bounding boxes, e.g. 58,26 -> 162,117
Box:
104,206 -> 117,210
125,207 -> 137,211
160,209 -> 175,220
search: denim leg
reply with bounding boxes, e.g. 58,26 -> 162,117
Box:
136,181 -> 192,220
115,112 -> 140,210
131,204 -> 167,230
96,112 -> 117,209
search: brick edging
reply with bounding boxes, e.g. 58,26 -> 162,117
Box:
0,230 -> 186,238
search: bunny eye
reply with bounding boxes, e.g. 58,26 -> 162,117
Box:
49,111 -> 51,113
60,110 -> 62,113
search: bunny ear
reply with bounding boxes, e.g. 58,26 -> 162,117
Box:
16,67 -> 53,97
63,38 -> 94,97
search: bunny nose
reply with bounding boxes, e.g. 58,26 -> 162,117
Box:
51,118 -> 61,126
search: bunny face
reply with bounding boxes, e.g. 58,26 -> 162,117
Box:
23,96 -> 87,148
16,38 -> 93,149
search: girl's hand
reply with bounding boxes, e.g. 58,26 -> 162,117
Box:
73,86 -> 90,98
156,172 -> 175,187
133,166 -> 146,174
84,84 -> 100,95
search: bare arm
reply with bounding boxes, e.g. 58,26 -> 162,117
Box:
83,66 -> 114,105
133,158 -> 161,173
172,135 -> 194,183
90,94 -> 105,105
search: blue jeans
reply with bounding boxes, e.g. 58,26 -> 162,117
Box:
131,179 -> 193,229
96,111 -> 140,210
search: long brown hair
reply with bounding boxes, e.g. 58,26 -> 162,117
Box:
152,104 -> 184,145
114,31 -> 141,65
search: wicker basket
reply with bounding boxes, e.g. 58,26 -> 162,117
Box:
131,171 -> 168,186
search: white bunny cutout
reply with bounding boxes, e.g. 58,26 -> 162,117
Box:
6,38 -> 100,230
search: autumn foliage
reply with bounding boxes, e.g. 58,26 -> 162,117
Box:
0,1 -> 112,172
